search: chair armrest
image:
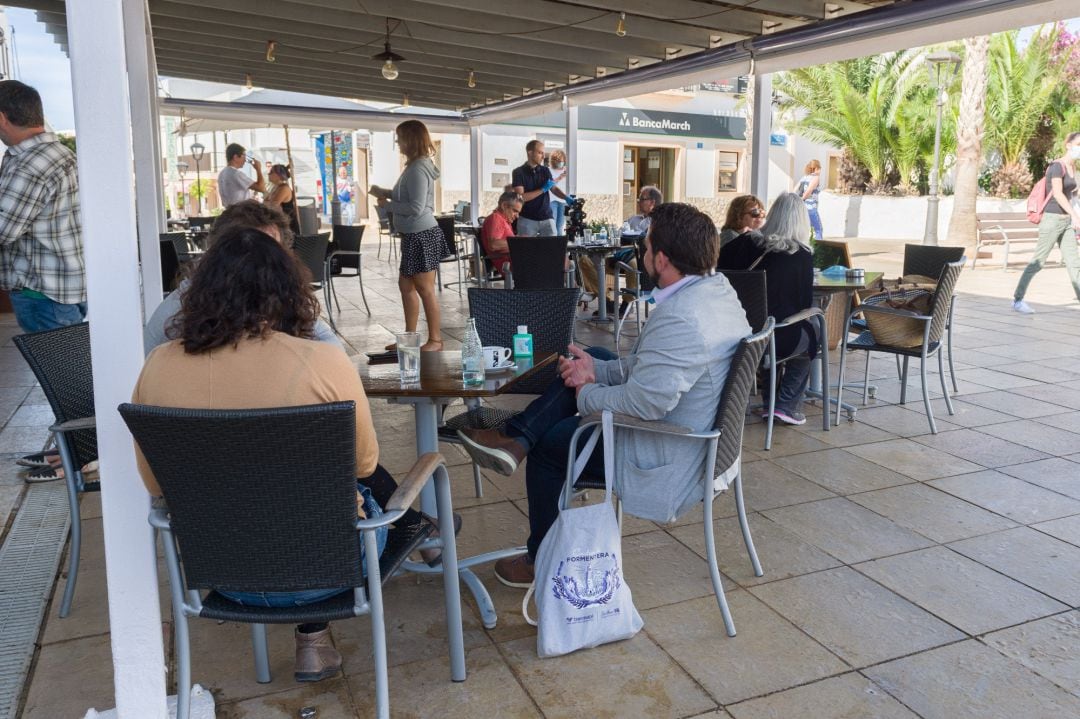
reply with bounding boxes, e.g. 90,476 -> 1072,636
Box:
579,411 -> 693,436
50,416 -> 97,433
852,304 -> 931,321
775,307 -> 824,328
386,452 -> 443,512
148,507 -> 171,530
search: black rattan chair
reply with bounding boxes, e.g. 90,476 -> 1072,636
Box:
325,224 -> 371,318
159,238 -> 181,295
118,401 -> 463,719
434,215 -> 466,294
13,323 -> 97,618
507,236 -> 569,289
837,259 -> 965,434
439,287 -> 580,495
160,231 -> 199,263
570,320 -> 773,636
721,270 -> 830,449
293,232 -> 332,327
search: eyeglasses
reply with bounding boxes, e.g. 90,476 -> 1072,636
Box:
747,209 -> 764,218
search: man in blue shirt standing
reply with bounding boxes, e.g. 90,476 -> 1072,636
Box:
512,140 -> 571,236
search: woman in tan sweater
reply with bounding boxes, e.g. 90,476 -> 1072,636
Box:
133,225 -> 424,683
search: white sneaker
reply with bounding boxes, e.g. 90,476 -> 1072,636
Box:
1012,300 -> 1035,314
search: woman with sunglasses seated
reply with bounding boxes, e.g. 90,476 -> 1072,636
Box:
132,225 -> 437,684
717,192 -> 815,426
719,194 -> 766,247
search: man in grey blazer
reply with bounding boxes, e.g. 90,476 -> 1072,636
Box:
459,203 -> 750,588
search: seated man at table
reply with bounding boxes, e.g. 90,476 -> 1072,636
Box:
458,203 -> 750,587
579,185 -> 661,316
480,191 -> 522,278
144,200 -> 341,355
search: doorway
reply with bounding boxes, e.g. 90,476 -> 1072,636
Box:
623,145 -> 677,219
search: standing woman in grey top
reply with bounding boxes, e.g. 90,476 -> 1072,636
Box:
375,120 -> 444,351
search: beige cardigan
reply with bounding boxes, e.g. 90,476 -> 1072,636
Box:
132,332 -> 378,497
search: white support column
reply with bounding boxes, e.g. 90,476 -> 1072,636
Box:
565,103 -> 579,196
469,125 -> 481,224
69,1 -> 169,717
124,0 -> 164,317
750,73 -> 773,201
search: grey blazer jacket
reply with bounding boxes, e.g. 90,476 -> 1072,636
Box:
578,272 -> 750,522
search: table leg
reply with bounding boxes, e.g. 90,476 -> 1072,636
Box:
408,398 -> 504,629
434,465 -> 466,681
593,254 -> 611,323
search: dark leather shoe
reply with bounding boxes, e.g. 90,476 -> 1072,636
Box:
458,428 -> 527,476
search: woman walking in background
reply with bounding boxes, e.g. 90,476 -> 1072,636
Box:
797,159 -> 824,241
1012,132 -> 1080,314
374,120 -> 444,351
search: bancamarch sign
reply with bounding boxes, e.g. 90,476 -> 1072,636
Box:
507,107 -> 747,141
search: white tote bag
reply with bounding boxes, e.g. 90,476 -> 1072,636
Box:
524,410 -> 644,657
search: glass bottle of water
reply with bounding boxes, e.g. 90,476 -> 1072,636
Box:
597,224 -> 608,245
462,317 -> 485,386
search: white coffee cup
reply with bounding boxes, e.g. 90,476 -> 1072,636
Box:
483,346 -> 512,368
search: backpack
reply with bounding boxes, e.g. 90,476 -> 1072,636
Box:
1026,162 -> 1064,224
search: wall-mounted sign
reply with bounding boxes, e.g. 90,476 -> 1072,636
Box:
506,107 -> 747,140
770,133 -> 787,147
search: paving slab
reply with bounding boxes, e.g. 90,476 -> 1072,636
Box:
739,459 -> 837,510
997,456 -> 1080,499
848,482 -> 1016,543
642,592 -> 847,706
983,611 -> 1080,699
726,672 -> 920,719
773,447 -> 913,495
976,419 -> 1080,457
948,527 -> 1080,607
855,546 -> 1067,635
845,438 -> 983,481
929,470 -> 1080,524
749,567 -> 963,667
866,640 -> 1080,719
912,427 -> 1050,468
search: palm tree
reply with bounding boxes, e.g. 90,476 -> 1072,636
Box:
775,50 -> 926,193
984,28 -> 1062,197
946,35 -> 990,249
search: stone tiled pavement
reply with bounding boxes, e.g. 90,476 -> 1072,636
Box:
7,237 -> 1080,718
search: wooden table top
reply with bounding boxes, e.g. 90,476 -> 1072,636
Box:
358,350 -> 557,398
813,271 -> 884,292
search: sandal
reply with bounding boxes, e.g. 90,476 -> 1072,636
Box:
25,465 -> 64,483
17,449 -> 60,468
417,512 -> 463,567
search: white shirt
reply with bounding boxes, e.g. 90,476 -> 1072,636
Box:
217,165 -> 253,207
620,214 -> 651,236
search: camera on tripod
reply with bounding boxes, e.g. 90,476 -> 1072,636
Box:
565,197 -> 587,241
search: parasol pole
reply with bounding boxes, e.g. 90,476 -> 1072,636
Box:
282,124 -> 302,232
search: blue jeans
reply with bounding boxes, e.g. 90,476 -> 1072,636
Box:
517,217 -> 557,237
219,483 -> 388,607
763,329 -> 812,415
504,347 -> 617,558
552,201 -> 566,236
9,291 -> 87,333
807,206 -> 824,242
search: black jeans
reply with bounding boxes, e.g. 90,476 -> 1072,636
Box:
504,347 -> 617,558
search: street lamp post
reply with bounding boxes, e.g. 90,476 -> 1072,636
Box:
176,161 -> 189,218
923,51 -> 961,246
190,140 -> 206,216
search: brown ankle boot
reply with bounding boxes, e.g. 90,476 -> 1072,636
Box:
294,626 -> 342,682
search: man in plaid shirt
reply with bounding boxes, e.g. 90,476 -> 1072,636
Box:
0,81 -> 86,332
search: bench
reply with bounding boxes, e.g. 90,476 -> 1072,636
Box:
975,212 -> 1040,270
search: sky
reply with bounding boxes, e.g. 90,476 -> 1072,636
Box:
3,7 -> 1078,133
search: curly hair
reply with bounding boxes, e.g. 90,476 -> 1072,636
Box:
172,226 -> 320,353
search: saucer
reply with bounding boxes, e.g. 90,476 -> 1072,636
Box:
486,360 -> 516,373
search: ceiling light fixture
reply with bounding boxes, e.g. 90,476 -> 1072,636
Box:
265,40 -> 277,62
402,92 -> 410,107
467,69 -> 477,89
615,12 -> 627,37
372,18 -> 405,81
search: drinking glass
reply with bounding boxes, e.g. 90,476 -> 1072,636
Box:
395,332 -> 421,383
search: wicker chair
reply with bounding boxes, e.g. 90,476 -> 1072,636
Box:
13,323 -> 97,618
118,401 -> 463,719
720,270 -> 829,449
903,244 -> 965,393
837,259 -> 965,434
570,321 -> 773,636
507,236 -> 570,289
435,215 -> 466,295
439,287 -> 580,495
325,224 -> 371,318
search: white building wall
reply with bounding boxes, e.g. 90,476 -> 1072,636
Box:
578,134 -> 619,195
370,130 -> 397,187
438,134 -> 470,191
685,147 -> 716,198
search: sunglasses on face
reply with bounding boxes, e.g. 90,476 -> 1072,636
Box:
747,209 -> 764,218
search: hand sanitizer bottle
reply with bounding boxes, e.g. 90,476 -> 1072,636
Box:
512,325 -> 533,358
462,317 -> 485,386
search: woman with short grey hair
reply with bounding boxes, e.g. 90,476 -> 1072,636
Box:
717,192 -> 815,425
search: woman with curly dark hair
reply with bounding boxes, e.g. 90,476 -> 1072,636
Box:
132,225 -> 433,684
